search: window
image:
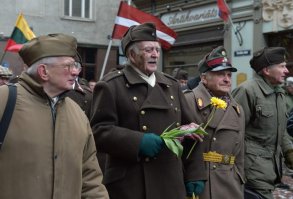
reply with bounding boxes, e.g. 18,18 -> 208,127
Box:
64,0 -> 92,19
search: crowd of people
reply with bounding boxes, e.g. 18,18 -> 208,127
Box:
1,22 -> 293,199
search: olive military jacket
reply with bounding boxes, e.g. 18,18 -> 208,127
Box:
185,83 -> 245,199
232,74 -> 293,190
90,65 -> 206,199
0,72 -> 108,199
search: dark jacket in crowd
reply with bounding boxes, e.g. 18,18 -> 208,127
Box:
90,64 -> 206,199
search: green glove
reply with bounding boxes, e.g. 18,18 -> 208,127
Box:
139,133 -> 163,157
285,149 -> 293,169
185,181 -> 205,197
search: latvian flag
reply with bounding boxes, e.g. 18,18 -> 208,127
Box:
112,2 -> 177,50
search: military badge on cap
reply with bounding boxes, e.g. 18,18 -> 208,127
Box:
198,46 -> 237,74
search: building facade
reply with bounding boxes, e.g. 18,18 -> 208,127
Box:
0,0 -> 121,81
133,0 -> 293,88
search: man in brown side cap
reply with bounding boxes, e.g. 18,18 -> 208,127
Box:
232,47 -> 293,199
0,33 -> 109,199
90,22 -> 206,199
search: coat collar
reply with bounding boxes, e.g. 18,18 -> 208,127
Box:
193,82 -> 239,113
19,72 -> 68,100
255,74 -> 285,95
123,65 -> 173,86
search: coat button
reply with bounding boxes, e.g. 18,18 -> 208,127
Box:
174,107 -> 178,111
170,96 -> 174,100
176,122 -> 180,127
142,126 -> 147,131
133,96 -> 138,101
126,83 -> 130,88
141,110 -> 145,115
213,137 -> 216,141
213,165 -> 217,169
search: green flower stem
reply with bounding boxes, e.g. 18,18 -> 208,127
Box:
186,107 -> 216,159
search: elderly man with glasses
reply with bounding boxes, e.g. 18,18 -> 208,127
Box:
0,33 -> 108,199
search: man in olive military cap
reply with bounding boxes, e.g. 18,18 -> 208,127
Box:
90,22 -> 206,199
232,47 -> 293,199
0,33 -> 109,199
0,65 -> 13,86
185,46 -> 245,199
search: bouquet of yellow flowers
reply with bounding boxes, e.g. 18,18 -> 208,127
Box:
161,97 -> 227,158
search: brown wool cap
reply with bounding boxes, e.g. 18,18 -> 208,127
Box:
121,22 -> 158,55
198,46 -> 237,74
250,47 -> 286,72
19,33 -> 78,66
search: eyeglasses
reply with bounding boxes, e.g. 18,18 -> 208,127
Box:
45,61 -> 82,73
139,47 -> 161,53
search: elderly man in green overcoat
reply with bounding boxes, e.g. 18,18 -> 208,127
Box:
232,47 -> 293,199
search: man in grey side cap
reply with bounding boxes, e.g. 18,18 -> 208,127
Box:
0,33 -> 108,199
232,47 -> 293,199
90,22 -> 206,199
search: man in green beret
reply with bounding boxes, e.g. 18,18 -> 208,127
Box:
90,22 -> 206,199
0,65 -> 13,86
232,47 -> 293,199
0,33 -> 109,199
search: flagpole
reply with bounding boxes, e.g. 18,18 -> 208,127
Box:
0,51 -> 7,64
99,38 -> 113,80
228,15 -> 243,46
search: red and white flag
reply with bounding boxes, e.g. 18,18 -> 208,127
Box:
217,0 -> 230,22
112,1 -> 177,50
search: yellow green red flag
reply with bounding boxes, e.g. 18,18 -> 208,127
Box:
4,13 -> 36,52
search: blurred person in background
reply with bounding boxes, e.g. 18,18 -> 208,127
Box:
0,65 -> 13,86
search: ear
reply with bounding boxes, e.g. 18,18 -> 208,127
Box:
37,64 -> 49,81
200,74 -> 207,84
261,67 -> 270,76
128,50 -> 137,63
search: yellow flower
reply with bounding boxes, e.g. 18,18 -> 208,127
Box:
210,97 -> 227,110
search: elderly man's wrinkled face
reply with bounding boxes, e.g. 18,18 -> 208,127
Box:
43,57 -> 81,97
129,41 -> 161,76
262,62 -> 288,85
201,70 -> 232,97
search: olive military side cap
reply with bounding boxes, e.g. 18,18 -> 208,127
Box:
121,22 -> 158,55
0,65 -> 13,78
19,33 -> 78,66
199,46 -> 237,74
250,47 -> 286,73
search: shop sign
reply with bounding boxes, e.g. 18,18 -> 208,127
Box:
161,4 -> 219,28
234,50 -> 251,57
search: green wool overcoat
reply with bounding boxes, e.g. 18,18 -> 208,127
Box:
232,74 -> 293,190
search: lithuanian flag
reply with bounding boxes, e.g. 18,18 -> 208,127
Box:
4,13 -> 36,52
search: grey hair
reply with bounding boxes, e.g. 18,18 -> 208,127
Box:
125,42 -> 140,64
26,57 -> 59,76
